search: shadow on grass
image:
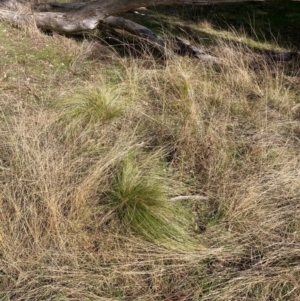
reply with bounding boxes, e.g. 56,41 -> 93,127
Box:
130,1 -> 300,51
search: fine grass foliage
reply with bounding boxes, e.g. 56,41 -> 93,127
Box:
58,84 -> 126,129
106,153 -> 192,245
1,6 -> 300,301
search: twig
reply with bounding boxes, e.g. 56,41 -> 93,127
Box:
170,195 -> 209,201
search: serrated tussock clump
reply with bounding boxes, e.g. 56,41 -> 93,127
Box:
58,84 -> 127,129
106,153 -> 194,247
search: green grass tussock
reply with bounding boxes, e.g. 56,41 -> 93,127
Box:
58,85 -> 126,129
106,153 -> 192,246
1,5 -> 300,301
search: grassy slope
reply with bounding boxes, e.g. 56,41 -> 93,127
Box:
0,3 -> 300,301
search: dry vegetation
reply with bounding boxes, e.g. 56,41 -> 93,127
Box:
0,13 -> 300,301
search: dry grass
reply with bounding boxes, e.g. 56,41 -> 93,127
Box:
0,18 -> 300,301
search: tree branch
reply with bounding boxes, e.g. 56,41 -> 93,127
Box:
103,16 -> 165,48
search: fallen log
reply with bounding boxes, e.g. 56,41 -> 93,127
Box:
0,0 -> 297,64
103,16 -> 165,48
0,0 -> 264,34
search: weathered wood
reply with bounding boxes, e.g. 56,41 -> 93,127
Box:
103,16 -> 165,47
170,195 -> 209,201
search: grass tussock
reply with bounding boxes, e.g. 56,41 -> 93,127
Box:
1,15 -> 300,301
106,152 -> 193,246
58,85 -> 126,129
